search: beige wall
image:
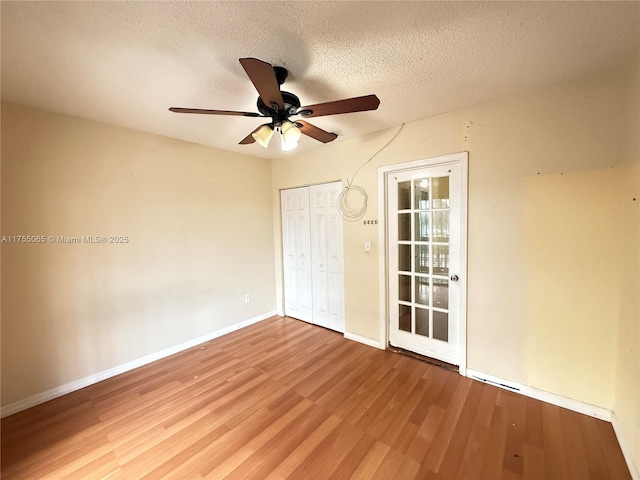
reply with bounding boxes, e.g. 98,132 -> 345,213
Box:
613,59 -> 640,473
1,102 -> 275,406
271,61 -> 638,462
612,158 -> 639,473
523,166 -> 630,406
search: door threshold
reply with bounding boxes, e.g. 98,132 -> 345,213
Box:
388,345 -> 459,373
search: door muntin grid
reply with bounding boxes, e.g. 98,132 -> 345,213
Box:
396,176 -> 450,342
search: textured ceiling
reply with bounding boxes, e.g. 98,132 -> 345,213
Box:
2,1 -> 639,159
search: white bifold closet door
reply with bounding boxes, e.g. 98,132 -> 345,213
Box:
281,186 -> 313,323
281,182 -> 345,333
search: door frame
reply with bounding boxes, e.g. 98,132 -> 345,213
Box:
377,152 -> 468,375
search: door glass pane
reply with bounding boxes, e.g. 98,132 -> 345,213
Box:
414,212 -> 429,242
432,177 -> 450,208
432,210 -> 449,242
433,278 -> 449,309
398,213 -> 410,241
399,245 -> 411,272
433,311 -> 448,341
415,245 -> 429,273
414,179 -> 429,209
432,245 -> 449,276
414,276 -> 430,306
416,307 -> 429,337
399,304 -> 411,332
399,274 -> 411,302
398,181 -> 411,210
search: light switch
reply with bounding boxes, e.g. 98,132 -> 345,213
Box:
364,241 -> 371,252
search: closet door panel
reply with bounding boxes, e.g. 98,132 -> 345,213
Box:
281,187 -> 313,322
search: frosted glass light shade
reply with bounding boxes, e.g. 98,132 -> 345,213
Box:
252,125 -> 274,148
281,121 -> 302,144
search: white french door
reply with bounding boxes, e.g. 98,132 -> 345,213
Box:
281,182 -> 345,333
384,154 -> 467,366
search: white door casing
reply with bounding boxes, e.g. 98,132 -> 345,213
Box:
379,153 -> 468,370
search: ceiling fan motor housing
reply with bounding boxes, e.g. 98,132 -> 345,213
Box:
257,90 -> 301,124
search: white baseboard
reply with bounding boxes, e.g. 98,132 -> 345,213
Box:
612,412 -> 640,480
344,331 -> 382,349
466,368 -> 612,420
1,311 -> 276,418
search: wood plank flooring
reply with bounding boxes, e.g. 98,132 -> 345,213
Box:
1,316 -> 630,479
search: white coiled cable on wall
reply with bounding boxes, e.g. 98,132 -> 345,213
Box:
337,123 -> 405,222
338,184 -> 368,222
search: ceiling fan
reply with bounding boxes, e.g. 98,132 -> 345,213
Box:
169,57 -> 380,151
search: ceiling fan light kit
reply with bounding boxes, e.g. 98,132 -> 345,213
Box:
281,120 -> 301,143
251,124 -> 274,148
169,57 -> 380,151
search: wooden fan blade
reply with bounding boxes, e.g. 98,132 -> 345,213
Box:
297,120 -> 338,143
299,94 -> 380,118
239,58 -> 284,110
239,125 -> 264,145
169,107 -> 261,117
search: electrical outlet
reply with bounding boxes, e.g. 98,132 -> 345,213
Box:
244,294 -> 250,303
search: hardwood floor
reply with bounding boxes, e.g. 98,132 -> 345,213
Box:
1,316 -> 630,479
